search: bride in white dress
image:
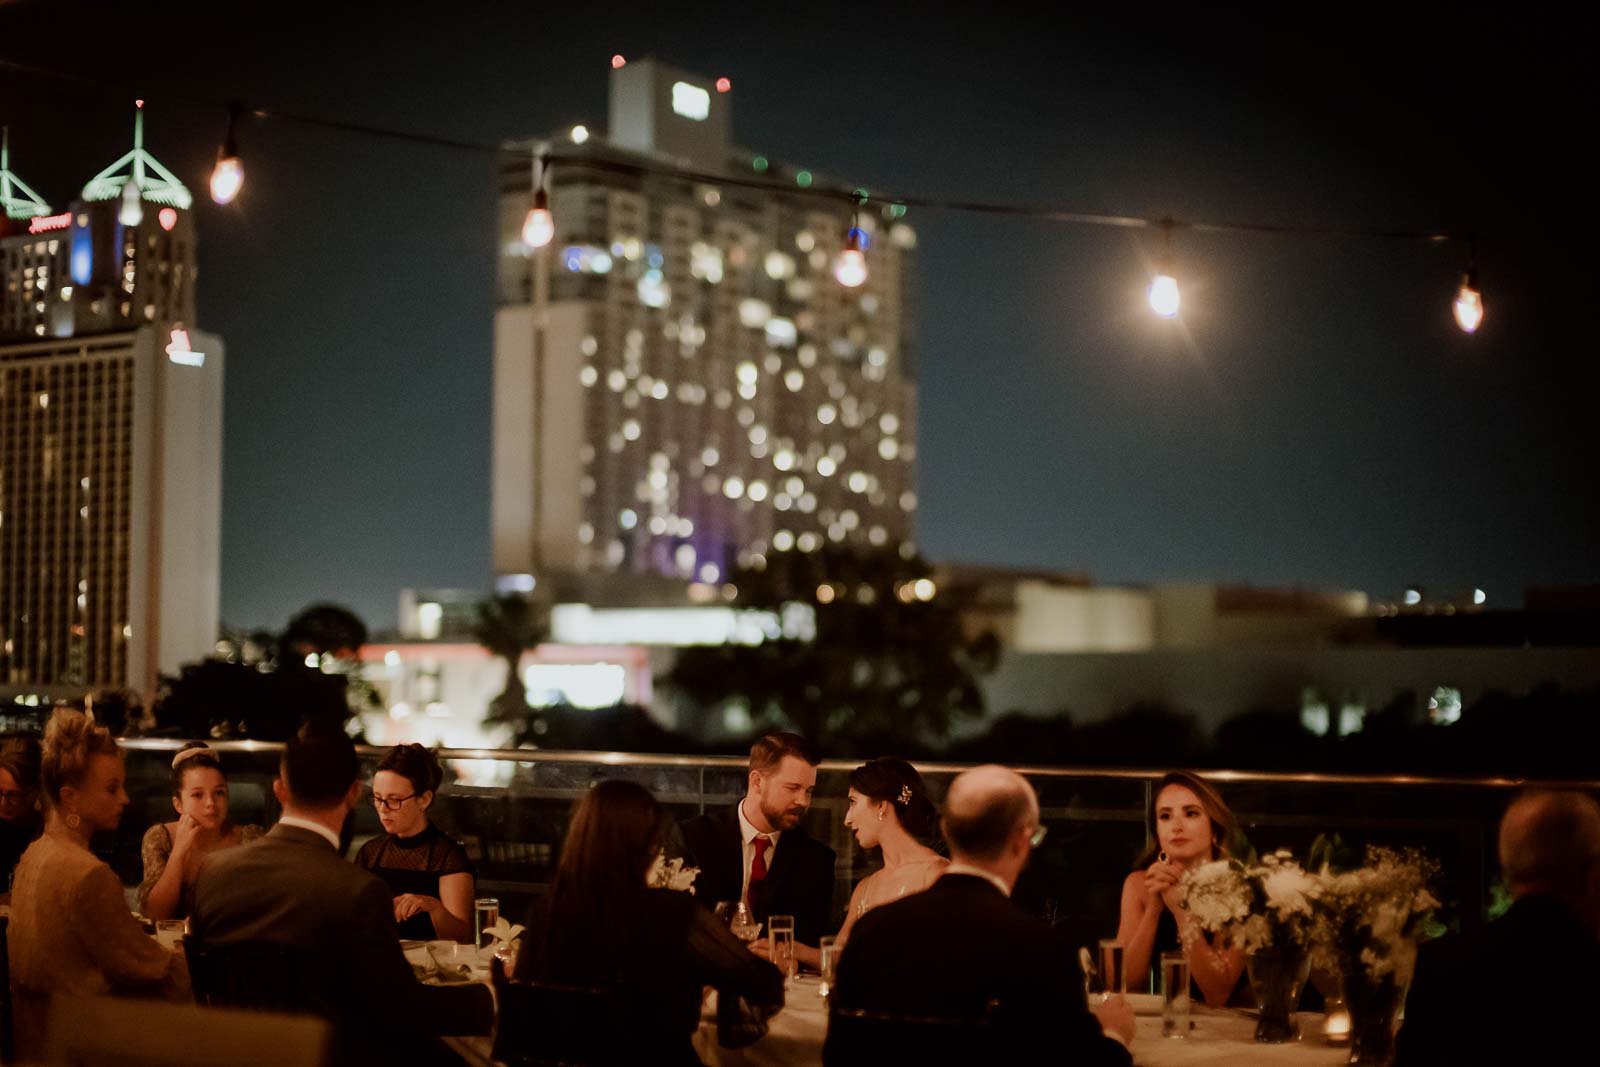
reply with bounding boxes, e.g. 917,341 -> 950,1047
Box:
835,758 -> 948,945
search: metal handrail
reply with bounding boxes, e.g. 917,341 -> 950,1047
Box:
114,738 -> 1600,791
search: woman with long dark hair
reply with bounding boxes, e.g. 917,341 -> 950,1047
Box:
1115,770 -> 1247,1004
517,780 -> 784,1065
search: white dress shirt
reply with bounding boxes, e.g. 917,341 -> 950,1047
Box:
277,815 -> 342,851
737,797 -> 782,907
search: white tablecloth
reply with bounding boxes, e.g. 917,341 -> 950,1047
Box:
693,986 -> 1350,1067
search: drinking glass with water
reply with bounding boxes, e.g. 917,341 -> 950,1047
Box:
767,914 -> 795,980
473,897 -> 500,949
1161,951 -> 1191,1039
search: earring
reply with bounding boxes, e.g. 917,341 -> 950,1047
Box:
65,812 -> 81,830
1158,850 -> 1168,864
877,809 -> 885,822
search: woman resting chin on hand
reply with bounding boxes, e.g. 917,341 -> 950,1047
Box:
1115,771 -> 1247,1006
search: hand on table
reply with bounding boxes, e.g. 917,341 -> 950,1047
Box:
1091,993 -> 1136,1045
747,937 -> 771,959
394,893 -> 441,923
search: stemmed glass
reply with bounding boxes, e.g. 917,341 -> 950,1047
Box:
728,902 -> 761,944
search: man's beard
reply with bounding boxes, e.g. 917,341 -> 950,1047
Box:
761,797 -> 807,831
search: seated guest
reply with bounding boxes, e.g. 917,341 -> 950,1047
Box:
1396,790 -> 1600,1065
189,725 -> 490,1067
353,743 -> 474,941
0,736 -> 43,893
517,779 -> 785,1064
825,765 -> 1133,1065
1116,770 -> 1247,1003
137,742 -> 265,920
7,710 -> 188,1062
835,758 -> 947,944
678,732 -> 836,947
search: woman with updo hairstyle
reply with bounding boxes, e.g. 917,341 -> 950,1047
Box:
834,757 -> 948,946
8,710 -> 187,1061
354,743 -> 475,941
138,741 -> 265,920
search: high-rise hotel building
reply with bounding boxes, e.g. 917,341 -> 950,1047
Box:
0,109 -> 223,697
493,60 -> 918,598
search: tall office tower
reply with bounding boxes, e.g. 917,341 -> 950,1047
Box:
0,108 -> 222,697
493,60 -> 919,598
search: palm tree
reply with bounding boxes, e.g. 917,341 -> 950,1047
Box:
474,594 -> 547,728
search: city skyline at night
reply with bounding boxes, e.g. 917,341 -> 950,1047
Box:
1,4 -> 1592,633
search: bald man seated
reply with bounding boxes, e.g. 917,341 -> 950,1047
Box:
1395,790 -> 1600,1066
824,765 -> 1133,1066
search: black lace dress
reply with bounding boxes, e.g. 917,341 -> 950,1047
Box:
353,823 -> 474,940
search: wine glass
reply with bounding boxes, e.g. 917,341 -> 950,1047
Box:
729,902 -> 761,944
713,900 -> 737,925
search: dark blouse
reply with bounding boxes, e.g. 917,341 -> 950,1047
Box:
353,823 -> 474,940
0,814 -> 41,891
518,887 -> 784,1066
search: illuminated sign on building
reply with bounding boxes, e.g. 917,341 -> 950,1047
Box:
165,327 -> 205,367
27,212 -> 71,235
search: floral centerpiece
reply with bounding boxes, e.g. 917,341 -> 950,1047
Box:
1183,849 -> 1321,1042
1309,846 -> 1438,1066
647,854 -> 701,894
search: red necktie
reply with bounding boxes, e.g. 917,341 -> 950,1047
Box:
748,836 -> 770,905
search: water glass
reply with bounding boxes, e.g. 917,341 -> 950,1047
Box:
154,920 -> 186,951
1161,951 -> 1191,1038
473,897 -> 500,949
818,935 -> 838,998
1097,939 -> 1126,1001
767,914 -> 796,980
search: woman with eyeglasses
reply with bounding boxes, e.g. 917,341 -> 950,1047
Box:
0,735 -> 44,895
138,742 -> 264,920
354,743 -> 475,941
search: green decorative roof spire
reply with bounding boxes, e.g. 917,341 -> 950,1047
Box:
81,100 -> 193,210
1,127 -> 53,220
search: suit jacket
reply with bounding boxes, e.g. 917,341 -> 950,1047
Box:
189,823 -> 491,1064
1395,893 -> 1600,1066
678,803 -> 837,946
826,873 -> 1131,1067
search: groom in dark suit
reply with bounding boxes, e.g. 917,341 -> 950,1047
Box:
826,765 -> 1133,1066
678,732 -> 836,947
190,725 -> 491,1066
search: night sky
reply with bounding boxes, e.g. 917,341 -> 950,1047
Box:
3,2 -> 1594,633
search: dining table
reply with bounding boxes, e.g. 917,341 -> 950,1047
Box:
691,984 -> 1353,1067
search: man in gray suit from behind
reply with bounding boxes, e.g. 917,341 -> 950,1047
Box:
190,725 -> 491,1066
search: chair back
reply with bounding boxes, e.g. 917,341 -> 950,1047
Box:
184,937 -> 335,1017
823,1003 -> 995,1066
45,993 -> 330,1067
490,957 -> 619,1067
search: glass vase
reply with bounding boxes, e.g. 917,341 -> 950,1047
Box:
1246,944 -> 1311,1043
1344,968 -> 1404,1066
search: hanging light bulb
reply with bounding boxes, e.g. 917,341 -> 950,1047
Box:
1148,218 -> 1180,318
522,153 -> 554,249
1453,270 -> 1483,333
834,229 -> 867,288
833,195 -> 869,288
210,105 -> 244,205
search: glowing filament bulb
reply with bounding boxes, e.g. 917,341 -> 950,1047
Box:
210,154 -> 244,205
1149,273 -> 1180,318
833,227 -> 868,288
522,189 -> 554,249
1453,271 -> 1483,334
